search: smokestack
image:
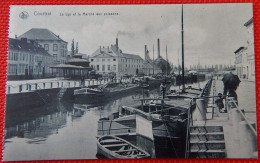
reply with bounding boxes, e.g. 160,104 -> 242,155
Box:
144,45 -> 147,60
116,38 -> 118,49
157,38 -> 160,58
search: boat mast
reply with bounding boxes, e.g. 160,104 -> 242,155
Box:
166,45 -> 169,75
178,48 -> 180,75
153,44 -> 154,75
181,4 -> 185,91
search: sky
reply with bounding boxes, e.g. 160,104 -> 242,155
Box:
9,4 -> 253,67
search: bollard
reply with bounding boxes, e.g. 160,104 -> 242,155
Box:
61,82 -> 63,87
238,121 -> 257,158
29,84 -> 31,91
43,83 -> 45,89
35,83 -> 38,90
57,82 -> 59,87
192,99 -> 206,122
8,86 -> 11,94
50,82 -> 53,88
88,80 -> 90,86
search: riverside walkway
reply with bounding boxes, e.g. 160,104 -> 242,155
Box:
189,77 -> 257,158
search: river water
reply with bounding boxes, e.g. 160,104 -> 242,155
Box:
4,81 -> 207,161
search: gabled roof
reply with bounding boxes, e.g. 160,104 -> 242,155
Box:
18,28 -> 67,42
8,38 -> 52,57
122,53 -> 143,60
244,17 -> 253,27
90,46 -> 118,58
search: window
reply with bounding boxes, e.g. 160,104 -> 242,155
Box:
102,65 -> 105,71
113,65 -> 116,71
8,64 -> 17,73
97,65 -> 99,71
44,44 -> 49,51
97,59 -> 99,62
108,65 -> 110,71
113,58 -> 116,61
53,54 -> 58,61
91,59 -> 94,61
14,53 -> 18,61
102,59 -> 105,61
53,44 -> 58,51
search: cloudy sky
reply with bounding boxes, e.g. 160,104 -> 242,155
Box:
9,4 -> 253,67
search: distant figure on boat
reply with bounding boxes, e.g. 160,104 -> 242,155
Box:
215,93 -> 226,113
222,71 -> 240,105
81,76 -> 85,87
160,82 -> 166,98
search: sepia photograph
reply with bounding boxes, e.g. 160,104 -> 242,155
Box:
3,4 -> 257,160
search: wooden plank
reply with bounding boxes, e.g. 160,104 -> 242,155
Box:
115,149 -> 137,153
103,143 -> 128,148
101,140 -> 123,144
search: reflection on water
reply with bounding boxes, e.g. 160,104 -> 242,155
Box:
4,81 -> 207,161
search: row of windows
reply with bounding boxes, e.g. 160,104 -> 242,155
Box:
90,58 -> 116,62
8,64 -> 28,74
93,65 -> 117,71
121,59 -> 143,63
44,44 -> 58,52
9,52 -> 34,62
90,58 -> 143,64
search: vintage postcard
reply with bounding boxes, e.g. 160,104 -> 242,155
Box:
3,4 -> 257,161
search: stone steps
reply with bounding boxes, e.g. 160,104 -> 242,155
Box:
190,149 -> 226,158
190,125 -> 223,133
190,140 -> 226,150
189,125 -> 226,158
190,132 -> 224,141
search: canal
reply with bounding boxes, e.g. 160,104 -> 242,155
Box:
4,81 -> 208,161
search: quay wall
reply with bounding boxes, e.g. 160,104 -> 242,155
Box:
6,78 -> 164,112
5,87 -> 80,112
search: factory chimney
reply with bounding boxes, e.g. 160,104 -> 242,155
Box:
144,45 -> 147,60
157,38 -> 160,58
116,37 -> 119,51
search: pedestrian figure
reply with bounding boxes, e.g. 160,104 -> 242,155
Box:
222,71 -> 241,96
215,93 -> 226,113
227,89 -> 238,105
160,82 -> 166,98
81,76 -> 85,87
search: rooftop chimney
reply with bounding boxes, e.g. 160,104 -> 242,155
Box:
157,38 -> 160,58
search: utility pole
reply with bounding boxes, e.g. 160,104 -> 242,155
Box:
153,44 -> 154,75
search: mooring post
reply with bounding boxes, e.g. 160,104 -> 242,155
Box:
192,99 -> 206,124
238,121 -> 257,158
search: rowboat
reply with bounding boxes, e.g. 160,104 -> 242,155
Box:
97,135 -> 151,159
